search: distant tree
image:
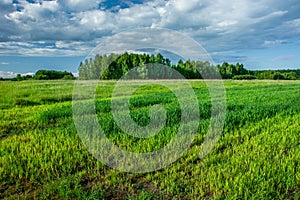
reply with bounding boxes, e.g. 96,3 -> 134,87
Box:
284,72 -> 297,80
34,74 -> 49,80
62,75 -> 75,80
77,52 -> 300,80
255,69 -> 300,80
34,70 -> 74,80
16,74 -> 23,81
235,63 -> 248,75
11,74 -> 30,81
78,61 -> 88,80
25,75 -> 33,80
216,62 -> 248,79
273,73 -> 285,80
232,75 -> 257,80
156,53 -> 165,64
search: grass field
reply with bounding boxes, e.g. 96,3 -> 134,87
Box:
0,80 -> 299,199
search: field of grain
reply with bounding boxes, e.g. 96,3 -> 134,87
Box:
0,80 -> 299,199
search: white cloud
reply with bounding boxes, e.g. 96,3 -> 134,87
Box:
284,18 -> 300,34
116,5 -> 159,28
0,0 -> 299,57
0,71 -> 17,78
77,10 -> 108,27
0,71 -> 35,78
217,20 -> 238,28
0,40 -> 97,56
22,72 -> 35,77
264,40 -> 285,46
168,0 -> 200,12
289,18 -> 300,27
6,0 -> 59,23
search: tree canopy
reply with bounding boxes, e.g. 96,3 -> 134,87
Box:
79,52 -> 300,80
7,54 -> 299,81
78,53 -> 220,80
78,52 -> 300,80
34,70 -> 75,80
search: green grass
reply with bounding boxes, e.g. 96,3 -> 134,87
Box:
0,79 -> 299,199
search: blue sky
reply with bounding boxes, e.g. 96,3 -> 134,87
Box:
0,0 -> 300,78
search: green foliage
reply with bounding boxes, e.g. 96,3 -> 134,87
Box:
273,72 -> 285,80
79,53 -> 219,80
11,74 -> 33,81
254,69 -> 300,80
78,53 -> 175,80
285,71 -> 298,80
34,70 -> 74,80
16,74 -> 22,81
232,75 -> 257,80
216,62 -> 249,79
62,74 -> 75,80
0,80 -> 299,199
79,53 -> 300,81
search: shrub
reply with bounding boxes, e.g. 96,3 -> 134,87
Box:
34,70 -> 74,80
62,75 -> 75,80
232,75 -> 257,80
273,73 -> 285,80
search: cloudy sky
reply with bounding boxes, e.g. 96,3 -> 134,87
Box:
0,0 -> 300,78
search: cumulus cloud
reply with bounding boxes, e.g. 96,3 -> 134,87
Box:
0,71 -> 17,78
6,1 -> 60,22
0,71 -> 34,78
0,0 -> 299,58
0,40 -> 96,56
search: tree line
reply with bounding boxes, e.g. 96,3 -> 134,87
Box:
33,70 -> 74,80
78,52 -> 226,80
78,53 -> 300,80
4,70 -> 75,81
1,53 -> 299,81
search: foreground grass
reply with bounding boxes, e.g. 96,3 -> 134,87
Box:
0,80 -> 299,199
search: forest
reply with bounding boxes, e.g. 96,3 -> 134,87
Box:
5,70 -> 75,81
78,52 -> 300,80
1,53 -> 299,81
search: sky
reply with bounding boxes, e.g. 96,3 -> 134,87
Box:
0,0 -> 300,78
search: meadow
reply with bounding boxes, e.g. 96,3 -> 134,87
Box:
0,79 -> 299,199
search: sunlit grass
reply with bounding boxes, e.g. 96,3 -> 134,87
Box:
0,80 -> 299,199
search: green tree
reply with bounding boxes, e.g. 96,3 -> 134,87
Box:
273,73 -> 285,80
285,72 -> 297,80
34,70 -> 74,80
16,74 -> 23,81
